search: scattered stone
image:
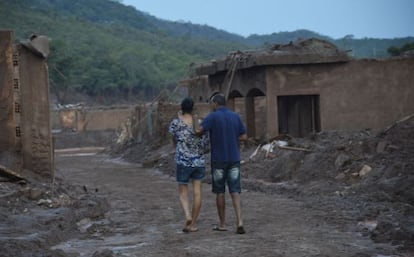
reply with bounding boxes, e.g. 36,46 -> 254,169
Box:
359,165 -> 372,177
351,172 -> 360,178
77,218 -> 92,233
387,145 -> 399,151
357,220 -> 378,232
334,153 -> 350,168
335,173 -> 346,180
92,249 -> 114,257
376,141 -> 388,153
37,198 -> 53,207
28,188 -> 43,200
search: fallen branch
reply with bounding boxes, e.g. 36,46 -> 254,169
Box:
249,144 -> 261,160
383,114 -> 414,134
0,165 -> 25,182
277,145 -> 312,152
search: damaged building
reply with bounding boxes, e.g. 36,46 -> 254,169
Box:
183,38 -> 414,139
0,31 -> 53,180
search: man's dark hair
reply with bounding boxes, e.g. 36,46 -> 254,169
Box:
211,93 -> 226,106
181,97 -> 194,114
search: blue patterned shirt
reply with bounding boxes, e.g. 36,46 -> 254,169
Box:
168,118 -> 209,167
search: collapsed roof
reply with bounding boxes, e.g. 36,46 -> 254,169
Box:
194,38 -> 351,76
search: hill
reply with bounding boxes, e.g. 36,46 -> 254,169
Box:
0,0 -> 412,104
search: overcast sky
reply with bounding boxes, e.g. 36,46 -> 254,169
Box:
122,0 -> 414,39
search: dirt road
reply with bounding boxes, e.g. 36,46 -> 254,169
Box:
51,150 -> 401,257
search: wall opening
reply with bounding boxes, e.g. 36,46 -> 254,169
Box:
246,88 -> 265,139
277,95 -> 321,137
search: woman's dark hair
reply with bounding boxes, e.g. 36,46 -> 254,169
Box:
181,97 -> 194,114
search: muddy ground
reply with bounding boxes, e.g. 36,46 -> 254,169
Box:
0,118 -> 413,256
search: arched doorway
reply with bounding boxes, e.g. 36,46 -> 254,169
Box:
227,90 -> 243,111
246,88 -> 265,139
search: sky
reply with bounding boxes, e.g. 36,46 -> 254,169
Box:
122,0 -> 414,39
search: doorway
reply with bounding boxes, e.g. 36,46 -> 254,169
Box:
277,95 -> 321,137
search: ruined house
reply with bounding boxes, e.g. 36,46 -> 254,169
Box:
0,31 -> 53,180
183,38 -> 414,139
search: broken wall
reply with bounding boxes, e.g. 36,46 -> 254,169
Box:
0,31 -> 53,180
182,75 -> 211,103
18,44 -> 53,179
51,107 -> 134,132
0,31 -> 21,171
266,57 -> 414,134
189,56 -> 414,139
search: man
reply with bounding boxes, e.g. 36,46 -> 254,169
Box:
197,93 -> 247,234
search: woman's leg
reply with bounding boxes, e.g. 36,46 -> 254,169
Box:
179,184 -> 192,230
189,179 -> 202,231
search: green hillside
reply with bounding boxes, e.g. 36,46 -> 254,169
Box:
0,0 -> 412,104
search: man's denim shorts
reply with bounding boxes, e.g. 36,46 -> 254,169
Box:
211,162 -> 241,193
176,164 -> 206,184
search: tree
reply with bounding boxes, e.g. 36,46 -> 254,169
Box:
387,42 -> 414,56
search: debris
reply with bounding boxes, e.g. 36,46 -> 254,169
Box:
383,114 -> 414,134
92,249 -> 115,257
351,172 -> 360,178
20,34 -> 50,58
0,165 -> 25,182
77,218 -> 93,233
37,198 -> 53,207
249,140 -> 309,160
248,144 -> 261,160
359,165 -> 372,177
357,220 -> 378,232
26,188 -> 43,201
376,141 -> 388,153
277,145 -> 312,152
334,153 -> 350,168
335,173 -> 346,180
261,142 -> 275,158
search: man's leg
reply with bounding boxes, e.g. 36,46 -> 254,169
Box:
216,193 -> 226,228
230,192 -> 243,228
212,165 -> 226,230
228,163 -> 245,234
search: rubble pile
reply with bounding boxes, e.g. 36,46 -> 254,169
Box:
242,117 -> 414,251
138,116 -> 414,251
0,177 -> 109,256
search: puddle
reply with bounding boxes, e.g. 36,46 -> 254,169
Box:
52,234 -> 152,256
55,147 -> 106,157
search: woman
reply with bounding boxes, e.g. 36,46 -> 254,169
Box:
168,97 -> 208,232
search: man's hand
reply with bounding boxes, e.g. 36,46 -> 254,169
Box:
239,133 -> 248,141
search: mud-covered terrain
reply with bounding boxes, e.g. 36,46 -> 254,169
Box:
0,117 -> 413,256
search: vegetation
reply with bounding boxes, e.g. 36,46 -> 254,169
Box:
0,0 -> 412,104
387,42 -> 414,56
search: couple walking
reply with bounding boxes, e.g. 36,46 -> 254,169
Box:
168,93 -> 247,234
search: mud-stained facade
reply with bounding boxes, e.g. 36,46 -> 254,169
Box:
184,38 -> 414,139
51,101 -> 183,146
0,31 -> 53,179
0,31 -> 20,172
51,106 -> 135,132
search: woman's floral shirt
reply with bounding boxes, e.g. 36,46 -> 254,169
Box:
168,118 -> 209,167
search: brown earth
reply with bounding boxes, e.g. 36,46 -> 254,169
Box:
0,117 -> 413,256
